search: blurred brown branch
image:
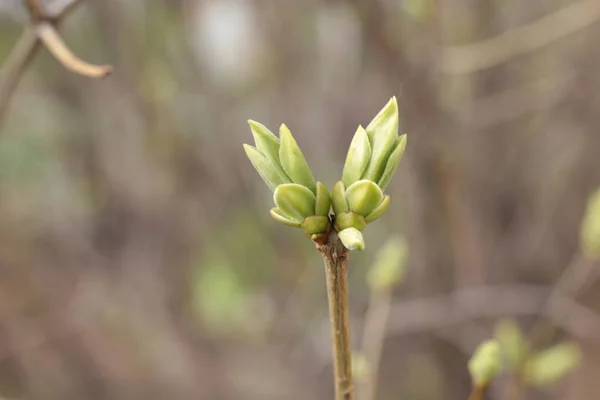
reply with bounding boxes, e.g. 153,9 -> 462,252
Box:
443,0 -> 600,74
0,0 -> 112,126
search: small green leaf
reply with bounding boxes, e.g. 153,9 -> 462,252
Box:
580,188 -> 600,260
273,183 -> 316,221
270,208 -> 301,227
335,211 -> 366,232
342,125 -> 371,187
301,215 -> 330,235
243,144 -> 286,191
365,195 -> 391,223
468,339 -> 503,386
362,97 -> 399,183
338,227 -> 365,251
279,124 -> 317,194
377,135 -> 407,191
367,235 -> 408,291
523,342 -> 581,387
345,180 -> 383,217
331,181 -> 349,214
495,319 -> 526,369
315,181 -> 332,216
248,120 -> 291,182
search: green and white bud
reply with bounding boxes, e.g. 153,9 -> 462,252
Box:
345,180 -> 383,216
331,181 -> 350,215
338,227 -> 365,251
315,181 -> 332,216
362,97 -> 400,183
243,144 -> 288,191
378,135 -> 407,191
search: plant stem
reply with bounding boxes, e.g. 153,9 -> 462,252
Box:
468,384 -> 488,400
319,230 -> 354,400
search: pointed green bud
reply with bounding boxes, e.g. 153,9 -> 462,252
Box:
301,215 -> 330,235
580,188 -> 600,260
495,319 -> 527,368
346,180 -> 383,216
377,135 -> 407,191
243,144 -> 286,191
331,181 -> 349,214
362,97 -> 399,182
335,211 -> 366,232
342,125 -> 371,187
279,124 -> 317,194
248,120 -> 291,182
315,181 -> 331,216
273,183 -> 316,221
270,208 -> 301,227
523,342 -> 581,387
338,227 -> 365,251
468,339 -> 503,386
365,195 -> 390,223
367,236 -> 408,291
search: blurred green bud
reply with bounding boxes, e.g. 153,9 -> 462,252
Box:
580,188 -> 600,260
274,184 -> 315,221
315,181 -> 332,216
338,227 -> 365,251
342,125 -> 371,187
351,352 -> 370,382
367,236 -> 408,291
346,180 -> 384,216
279,124 -> 317,194
495,319 -> 527,369
248,120 -> 291,183
468,339 -> 503,386
523,342 -> 581,387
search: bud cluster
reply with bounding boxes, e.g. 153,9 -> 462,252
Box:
243,97 -> 406,250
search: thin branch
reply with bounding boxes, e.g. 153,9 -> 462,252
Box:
319,230 -> 354,400
35,22 -> 113,78
359,288 -> 392,400
443,0 -> 600,74
468,384 -> 488,400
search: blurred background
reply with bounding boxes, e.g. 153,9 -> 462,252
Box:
1,0 -> 600,399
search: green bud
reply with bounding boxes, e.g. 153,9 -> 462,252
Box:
279,124 -> 317,194
342,125 -> 371,187
301,215 -> 330,235
243,144 -> 287,191
273,183 -> 316,222
338,227 -> 365,251
362,97 -> 399,183
494,319 -> 526,369
365,195 -> 391,223
580,188 -> 600,260
468,339 -> 503,386
346,180 -> 383,217
331,181 -> 350,214
523,342 -> 581,387
367,236 -> 408,291
247,120 -> 291,182
315,181 -> 331,216
335,211 -> 366,232
377,135 -> 407,191
270,207 -> 301,227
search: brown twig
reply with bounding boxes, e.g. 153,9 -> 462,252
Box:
35,22 -> 113,78
319,229 -> 354,400
468,384 -> 488,400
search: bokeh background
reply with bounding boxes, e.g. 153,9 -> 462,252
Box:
1,0 -> 600,399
